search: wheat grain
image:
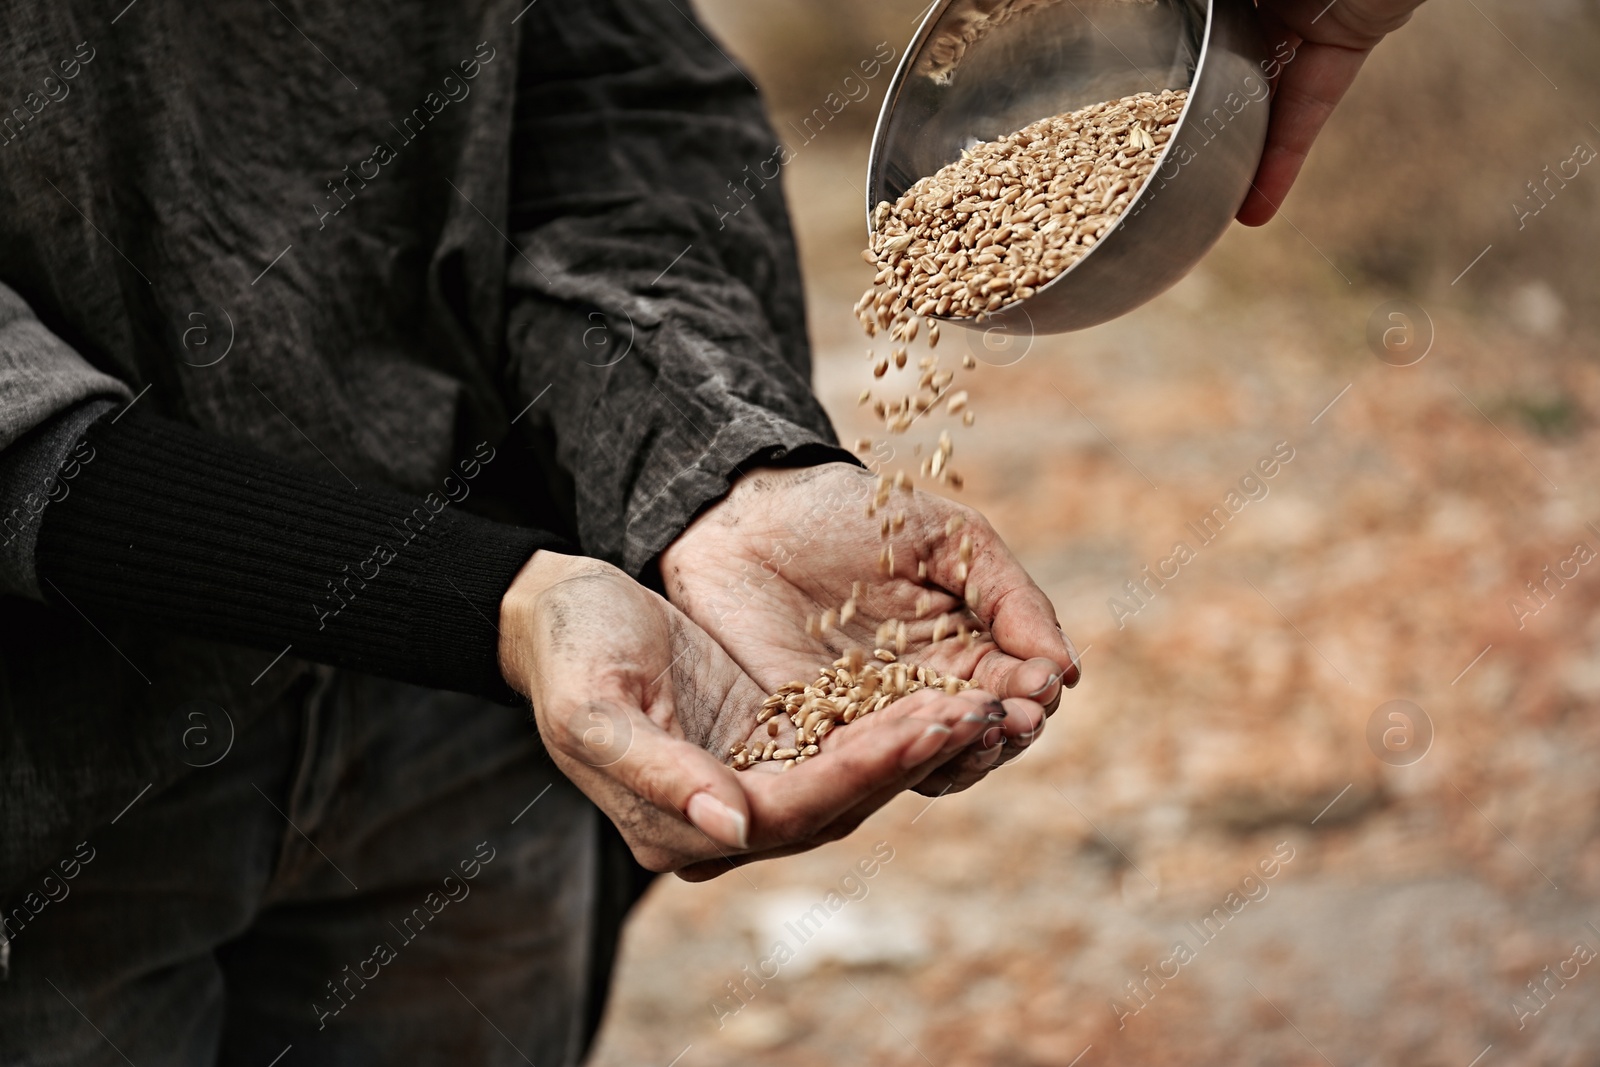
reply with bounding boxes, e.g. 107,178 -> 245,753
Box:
857,89 -> 1186,344
747,85 -> 1171,771
730,648 -> 976,770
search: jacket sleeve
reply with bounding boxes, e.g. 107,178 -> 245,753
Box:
1,267 -> 568,703
0,280 -> 133,599
502,0 -> 859,580
33,406 -> 572,704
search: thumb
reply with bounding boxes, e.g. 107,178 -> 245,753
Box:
1237,40 -> 1372,226
563,697 -> 753,852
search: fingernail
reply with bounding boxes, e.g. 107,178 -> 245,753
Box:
959,713 -> 990,724
1026,672 -> 1063,700
980,725 -> 1005,750
1061,636 -> 1083,688
686,792 -> 748,850
901,724 -> 953,769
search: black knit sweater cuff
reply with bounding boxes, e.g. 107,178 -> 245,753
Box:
35,409 -> 572,704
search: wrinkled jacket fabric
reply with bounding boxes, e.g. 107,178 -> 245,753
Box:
0,0 -> 841,892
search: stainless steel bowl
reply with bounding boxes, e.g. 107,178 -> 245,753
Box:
866,0 -> 1272,334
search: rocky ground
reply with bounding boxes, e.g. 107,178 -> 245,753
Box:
589,3 -> 1600,1064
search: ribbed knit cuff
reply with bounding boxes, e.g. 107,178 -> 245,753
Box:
35,409 -> 573,704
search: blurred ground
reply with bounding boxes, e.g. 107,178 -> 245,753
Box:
590,3 -> 1600,1065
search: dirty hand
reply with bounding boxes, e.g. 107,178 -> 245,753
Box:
659,463 -> 1080,798
1239,0 -> 1426,225
499,550 -> 1016,880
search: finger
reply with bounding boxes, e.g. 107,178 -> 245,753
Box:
791,690 -> 1015,826
557,698 -> 754,854
679,837 -> 841,881
914,696 -> 1045,795
680,693 -> 1013,880
1264,0 -> 1418,48
998,655 -> 1068,710
994,694 -> 1046,746
941,688 -> 1043,747
737,688 -> 996,845
680,742 -> 986,881
928,513 -> 1077,686
914,739 -> 1007,797
1236,39 -> 1373,225
962,638 -> 1076,709
681,729 -> 990,882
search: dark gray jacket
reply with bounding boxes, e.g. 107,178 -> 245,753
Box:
0,0 -> 842,891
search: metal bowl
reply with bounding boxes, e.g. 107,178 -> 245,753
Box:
866,0 -> 1272,335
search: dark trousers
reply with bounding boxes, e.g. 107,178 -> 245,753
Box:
0,666 -> 650,1067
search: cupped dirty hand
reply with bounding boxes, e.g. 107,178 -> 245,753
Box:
659,463 -> 1081,798
499,550 -> 1012,880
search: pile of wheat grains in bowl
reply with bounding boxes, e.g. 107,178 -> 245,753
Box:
729,91 -> 1183,771
856,88 -> 1187,341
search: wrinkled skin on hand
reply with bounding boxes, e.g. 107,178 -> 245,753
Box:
660,463 -> 1080,798
500,551 -> 1021,880
1238,0 -> 1427,225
